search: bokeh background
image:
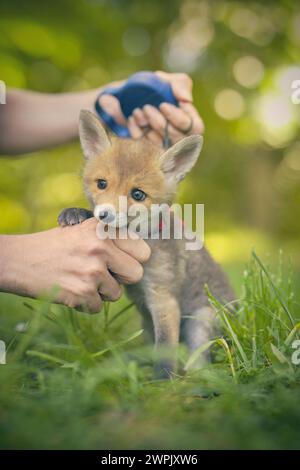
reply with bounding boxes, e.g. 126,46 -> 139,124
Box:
0,0 -> 300,292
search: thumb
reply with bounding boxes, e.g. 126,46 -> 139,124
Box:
156,71 -> 193,102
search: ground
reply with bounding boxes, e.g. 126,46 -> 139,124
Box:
0,252 -> 299,450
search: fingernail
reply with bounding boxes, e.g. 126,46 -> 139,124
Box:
143,104 -> 154,112
132,108 -> 140,114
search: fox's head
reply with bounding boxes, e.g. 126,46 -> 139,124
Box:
80,110 -> 203,227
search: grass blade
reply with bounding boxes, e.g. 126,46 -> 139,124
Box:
92,329 -> 144,358
252,251 -> 294,327
26,350 -> 67,365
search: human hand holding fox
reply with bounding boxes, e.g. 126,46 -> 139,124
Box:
0,220 -> 150,312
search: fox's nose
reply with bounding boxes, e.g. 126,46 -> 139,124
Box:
99,210 -> 115,223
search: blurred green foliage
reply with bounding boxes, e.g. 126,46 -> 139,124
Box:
0,0 -> 300,269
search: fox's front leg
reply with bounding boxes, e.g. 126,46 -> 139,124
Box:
182,306 -> 217,369
58,208 -> 93,227
146,289 -> 181,378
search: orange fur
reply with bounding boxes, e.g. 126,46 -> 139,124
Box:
83,137 -> 175,210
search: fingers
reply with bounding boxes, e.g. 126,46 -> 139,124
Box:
180,102 -> 205,134
114,237 -> 151,264
159,103 -> 191,132
108,255 -> 143,284
77,218 -> 150,294
133,104 -> 198,145
54,216 -> 150,314
98,269 -> 122,301
106,241 -> 148,284
142,105 -> 182,143
128,108 -> 163,146
98,94 -> 127,126
159,102 -> 204,135
67,271 -> 120,314
132,108 -> 148,127
128,116 -> 143,139
85,293 -> 103,314
131,108 -> 165,145
99,72 -> 202,146
130,105 -> 173,146
143,105 -> 166,138
63,292 -> 103,315
128,114 -> 162,146
128,101 -> 204,146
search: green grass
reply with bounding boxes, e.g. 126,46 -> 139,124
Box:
0,252 -> 300,450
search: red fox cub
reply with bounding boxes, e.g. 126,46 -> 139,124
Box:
58,110 -> 235,377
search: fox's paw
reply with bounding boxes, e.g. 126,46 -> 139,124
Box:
58,208 -> 93,227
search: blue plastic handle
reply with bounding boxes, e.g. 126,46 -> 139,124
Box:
95,71 -> 179,138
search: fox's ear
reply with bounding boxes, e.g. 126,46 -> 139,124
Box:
79,109 -> 111,160
159,135 -> 203,183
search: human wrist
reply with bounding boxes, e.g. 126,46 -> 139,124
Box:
0,235 -> 20,294
0,234 -> 35,297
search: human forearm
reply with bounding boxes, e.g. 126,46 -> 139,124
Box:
0,88 -> 101,155
0,72 -> 204,155
0,234 -> 31,296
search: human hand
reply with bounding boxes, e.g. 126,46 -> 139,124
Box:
98,72 -> 204,147
128,71 -> 204,146
0,218 -> 150,313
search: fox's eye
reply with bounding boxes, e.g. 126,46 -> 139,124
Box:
131,188 -> 146,201
97,179 -> 107,190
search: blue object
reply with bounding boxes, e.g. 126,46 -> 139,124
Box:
95,71 -> 179,138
